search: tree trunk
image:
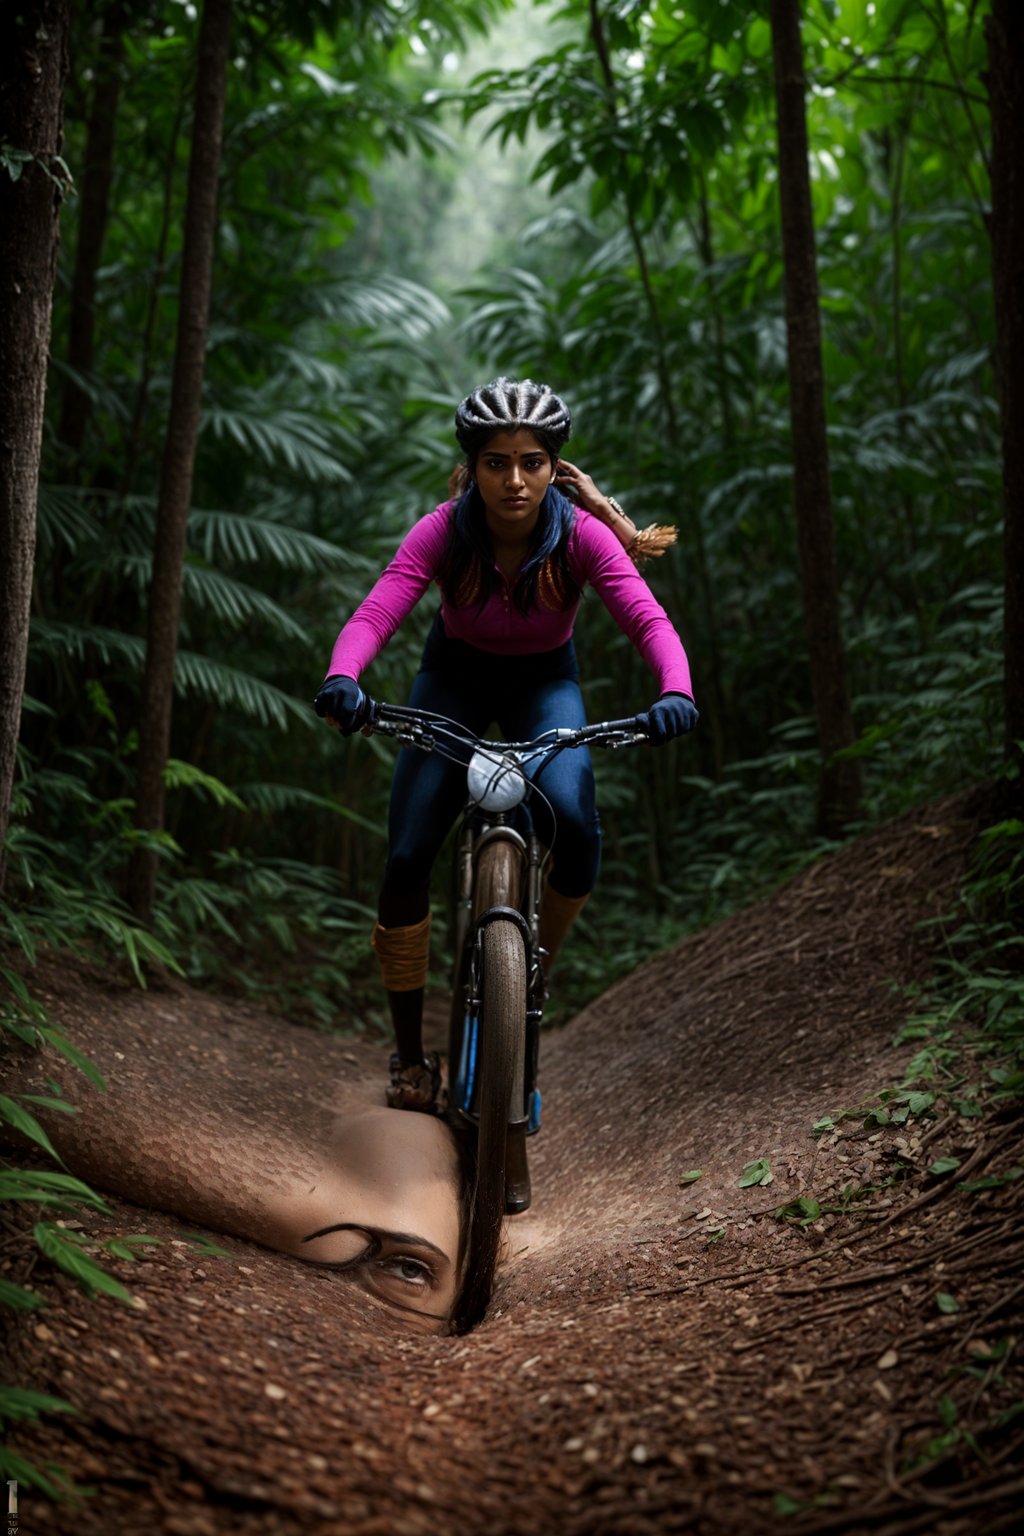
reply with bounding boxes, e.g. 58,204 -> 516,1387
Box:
769,0 -> 861,837
56,0 -> 126,462
126,0 -> 233,921
986,1 -> 1024,808
0,0 -> 70,895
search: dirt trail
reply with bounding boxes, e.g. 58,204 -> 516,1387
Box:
3,790 -> 1022,1534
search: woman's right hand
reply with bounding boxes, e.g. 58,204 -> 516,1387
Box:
313,675 -> 367,735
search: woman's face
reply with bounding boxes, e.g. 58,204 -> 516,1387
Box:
269,1107 -> 465,1333
473,428 -> 555,541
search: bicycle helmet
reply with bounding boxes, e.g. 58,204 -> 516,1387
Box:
454,377 -> 572,464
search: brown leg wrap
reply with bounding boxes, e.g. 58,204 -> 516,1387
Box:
371,914 -> 432,993
538,880 -> 590,972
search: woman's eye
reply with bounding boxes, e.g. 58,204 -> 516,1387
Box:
376,1255 -> 432,1287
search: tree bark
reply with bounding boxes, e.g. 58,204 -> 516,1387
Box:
986,1 -> 1024,807
126,0 -> 233,921
0,0 -> 70,894
769,0 -> 861,837
56,0 -> 126,462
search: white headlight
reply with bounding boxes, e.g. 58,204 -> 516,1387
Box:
467,747 -> 527,812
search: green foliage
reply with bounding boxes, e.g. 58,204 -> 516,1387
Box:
13,0 -> 1006,1027
895,813 -> 1024,1101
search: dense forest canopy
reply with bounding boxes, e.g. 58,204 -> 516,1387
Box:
4,0 -> 1003,1022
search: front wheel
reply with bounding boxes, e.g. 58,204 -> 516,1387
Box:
477,920 -> 528,1230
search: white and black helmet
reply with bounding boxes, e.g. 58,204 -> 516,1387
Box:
454,377 -> 572,463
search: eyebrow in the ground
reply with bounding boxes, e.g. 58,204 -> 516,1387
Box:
299,1222 -> 450,1263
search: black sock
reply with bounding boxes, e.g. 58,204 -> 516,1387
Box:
388,988 -> 425,1066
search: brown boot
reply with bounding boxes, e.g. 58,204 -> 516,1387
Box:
537,879 -> 590,974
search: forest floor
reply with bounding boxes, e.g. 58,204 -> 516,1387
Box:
2,788 -> 1023,1535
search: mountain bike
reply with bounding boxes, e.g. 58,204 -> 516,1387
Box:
362,697 -> 649,1239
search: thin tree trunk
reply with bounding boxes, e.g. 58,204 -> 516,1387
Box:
769,0 -> 861,838
986,0 -> 1024,808
0,0 -> 70,894
126,0 -> 233,921
56,0 -> 126,462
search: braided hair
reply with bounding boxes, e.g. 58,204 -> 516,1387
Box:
440,378 -> 581,617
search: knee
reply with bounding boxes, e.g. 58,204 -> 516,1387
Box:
549,808 -> 601,898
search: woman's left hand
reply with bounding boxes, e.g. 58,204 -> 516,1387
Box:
641,693 -> 700,746
554,458 -> 614,519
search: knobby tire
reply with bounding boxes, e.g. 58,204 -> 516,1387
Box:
476,919 -> 527,1240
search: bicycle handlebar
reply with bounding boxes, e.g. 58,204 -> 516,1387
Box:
361,697 -> 650,754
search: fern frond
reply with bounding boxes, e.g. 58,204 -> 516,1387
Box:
189,506 -> 367,574
35,484 -> 104,555
117,554 -> 311,642
238,781 -> 385,833
30,620 -> 146,669
204,402 -> 355,484
174,651 -> 314,730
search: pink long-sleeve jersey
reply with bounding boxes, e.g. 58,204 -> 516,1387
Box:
327,501 -> 694,699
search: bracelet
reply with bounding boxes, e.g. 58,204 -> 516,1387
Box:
607,496 -> 637,531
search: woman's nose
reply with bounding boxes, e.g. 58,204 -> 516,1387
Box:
505,463 -> 524,486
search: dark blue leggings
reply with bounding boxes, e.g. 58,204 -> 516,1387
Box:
378,627 -> 600,928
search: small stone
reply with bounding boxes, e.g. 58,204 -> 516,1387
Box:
876,1348 -> 898,1370
264,1383 -> 286,1401
631,1445 -> 649,1464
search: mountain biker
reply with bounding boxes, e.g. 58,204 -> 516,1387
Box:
314,378 -> 698,1113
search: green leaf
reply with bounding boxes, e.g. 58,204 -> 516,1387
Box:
739,1158 -> 773,1188
679,1169 -> 703,1185
958,1167 -> 1023,1192
0,1443 -> 91,1501
0,1095 -> 65,1164
0,1277 -> 45,1311
36,1025 -> 107,1090
0,1385 -> 77,1426
17,1091 -> 79,1116
174,1230 -> 234,1258
33,1223 -> 134,1302
0,1168 -> 108,1207
929,1156 -> 962,1176
936,1292 -> 960,1314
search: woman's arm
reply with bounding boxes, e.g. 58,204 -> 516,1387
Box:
554,460 -> 677,565
570,514 -> 694,700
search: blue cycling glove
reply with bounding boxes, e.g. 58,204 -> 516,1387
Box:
642,692 -> 699,746
313,675 -> 367,736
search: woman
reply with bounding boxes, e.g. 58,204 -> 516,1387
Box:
315,378 -> 698,1113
